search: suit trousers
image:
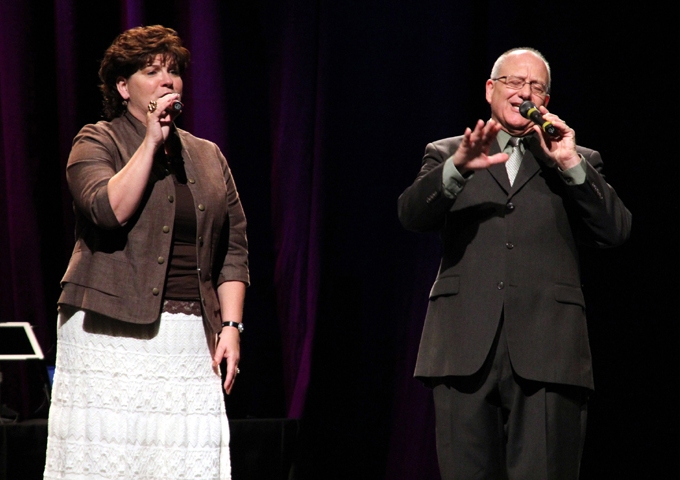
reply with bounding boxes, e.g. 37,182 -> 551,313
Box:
432,317 -> 588,480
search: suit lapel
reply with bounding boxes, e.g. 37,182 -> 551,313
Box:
508,134 -> 551,198
486,140 -> 511,194
484,135 -> 551,197
509,149 -> 541,196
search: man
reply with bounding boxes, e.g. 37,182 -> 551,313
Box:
398,48 -> 631,479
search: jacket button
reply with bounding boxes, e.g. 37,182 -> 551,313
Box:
152,288 -> 160,296
497,282 -> 505,290
158,256 -> 165,264
506,242 -> 514,249
162,225 -> 170,233
198,235 -> 204,246
188,178 -> 195,184
168,195 -> 174,203
506,202 -> 515,211
426,191 -> 440,204
198,204 -> 205,211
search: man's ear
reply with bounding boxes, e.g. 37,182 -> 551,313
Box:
485,79 -> 494,105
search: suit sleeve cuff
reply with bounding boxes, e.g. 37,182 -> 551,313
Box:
559,155 -> 587,186
442,157 -> 473,198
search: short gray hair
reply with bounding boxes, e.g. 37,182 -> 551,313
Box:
490,47 -> 551,93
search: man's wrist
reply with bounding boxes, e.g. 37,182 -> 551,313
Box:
442,157 -> 473,198
559,155 -> 587,185
556,153 -> 582,171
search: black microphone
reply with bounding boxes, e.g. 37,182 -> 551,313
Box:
170,100 -> 183,112
519,101 -> 558,137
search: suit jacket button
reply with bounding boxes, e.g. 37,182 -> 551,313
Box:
497,282 -> 505,290
506,202 -> 515,211
506,242 -> 514,249
152,288 -> 160,296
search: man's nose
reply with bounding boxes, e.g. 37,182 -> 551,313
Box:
518,83 -> 532,99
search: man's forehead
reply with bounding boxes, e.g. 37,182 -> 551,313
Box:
499,51 -> 548,75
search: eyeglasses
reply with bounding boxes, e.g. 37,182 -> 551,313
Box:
492,75 -> 549,97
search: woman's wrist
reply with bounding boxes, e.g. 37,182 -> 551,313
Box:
221,321 -> 243,334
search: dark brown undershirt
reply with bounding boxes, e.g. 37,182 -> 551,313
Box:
164,155 -> 200,301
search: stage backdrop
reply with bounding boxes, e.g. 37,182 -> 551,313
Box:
0,1 -> 675,478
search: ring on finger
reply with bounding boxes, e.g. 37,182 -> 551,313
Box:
148,100 -> 157,113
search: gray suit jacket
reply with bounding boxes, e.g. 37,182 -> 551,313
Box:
398,135 -> 631,390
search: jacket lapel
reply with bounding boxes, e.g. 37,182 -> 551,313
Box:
484,135 -> 551,197
486,140 -> 511,194
507,134 -> 548,198
509,148 -> 541,196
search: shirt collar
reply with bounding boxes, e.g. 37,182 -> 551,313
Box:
120,110 -> 181,144
121,110 -> 147,139
496,129 -> 513,151
496,129 -> 536,153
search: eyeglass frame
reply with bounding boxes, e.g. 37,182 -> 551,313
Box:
491,75 -> 550,97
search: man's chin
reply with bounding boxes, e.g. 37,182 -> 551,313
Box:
505,120 -> 533,136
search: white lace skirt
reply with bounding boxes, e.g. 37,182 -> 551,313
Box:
44,308 -> 231,480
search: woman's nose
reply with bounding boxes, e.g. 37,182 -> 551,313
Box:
160,69 -> 173,87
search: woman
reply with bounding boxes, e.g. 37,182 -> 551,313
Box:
44,25 -> 248,480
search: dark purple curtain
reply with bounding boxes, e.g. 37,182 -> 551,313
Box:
267,1 -> 324,418
0,1 -> 676,478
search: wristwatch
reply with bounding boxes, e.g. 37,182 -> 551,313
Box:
222,321 -> 244,334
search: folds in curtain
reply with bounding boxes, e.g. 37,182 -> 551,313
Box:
0,0 -> 52,419
269,0 -> 323,419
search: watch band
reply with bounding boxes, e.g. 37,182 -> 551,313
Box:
222,321 -> 244,334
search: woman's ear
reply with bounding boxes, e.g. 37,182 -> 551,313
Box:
116,77 -> 129,100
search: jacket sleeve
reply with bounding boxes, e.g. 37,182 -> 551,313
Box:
398,139 -> 459,232
66,124 -> 122,230
215,145 -> 250,287
567,148 -> 632,248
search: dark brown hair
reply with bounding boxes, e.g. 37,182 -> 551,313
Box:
98,25 -> 190,119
